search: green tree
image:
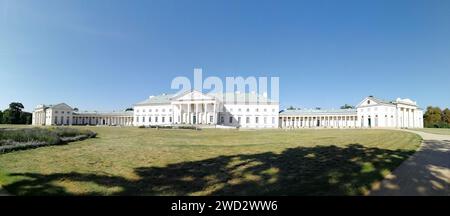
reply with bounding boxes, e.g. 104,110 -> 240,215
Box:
423,106 -> 442,128
441,108 -> 450,128
0,110 -> 3,124
125,107 -> 134,111
20,112 -> 32,124
287,106 -> 295,110
9,102 -> 24,111
340,104 -> 355,109
443,108 -> 450,125
2,109 -> 13,124
3,102 -> 25,124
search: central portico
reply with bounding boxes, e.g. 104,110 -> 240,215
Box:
171,91 -> 219,125
133,90 -> 280,128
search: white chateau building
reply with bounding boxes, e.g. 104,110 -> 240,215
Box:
279,96 -> 423,129
32,92 -> 423,129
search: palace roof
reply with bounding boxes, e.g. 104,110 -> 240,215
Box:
280,109 -> 357,116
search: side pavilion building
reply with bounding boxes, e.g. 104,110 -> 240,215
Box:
279,96 -> 424,129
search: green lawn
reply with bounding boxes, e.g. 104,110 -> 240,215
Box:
0,126 -> 421,196
410,128 -> 450,135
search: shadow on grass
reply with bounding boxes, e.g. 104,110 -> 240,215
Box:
4,144 -> 416,196
370,139 -> 450,196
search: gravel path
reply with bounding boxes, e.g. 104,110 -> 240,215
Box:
370,129 -> 450,196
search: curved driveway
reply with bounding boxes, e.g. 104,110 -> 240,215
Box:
370,129 -> 450,196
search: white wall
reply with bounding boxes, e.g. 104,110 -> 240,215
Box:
46,108 -> 73,125
221,104 -> 279,128
357,105 -> 397,128
133,104 -> 173,126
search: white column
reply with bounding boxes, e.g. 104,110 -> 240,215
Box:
204,103 -> 207,124
187,103 -> 191,124
195,103 -> 199,124
213,103 -> 216,124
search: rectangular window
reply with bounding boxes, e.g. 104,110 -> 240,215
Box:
210,116 -> 213,123
142,117 -> 145,122
238,117 -> 241,123
149,116 -> 152,122
264,117 -> 267,124
169,117 -> 172,122
255,117 -> 259,124
136,117 -> 139,122
162,117 -> 165,123
272,117 -> 275,124
220,116 -> 224,123
229,117 -> 233,123
155,117 -> 158,123
246,117 -> 250,124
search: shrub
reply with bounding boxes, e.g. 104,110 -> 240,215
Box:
176,126 -> 199,130
158,126 -> 173,129
50,127 -> 96,138
137,125 -> 199,130
0,127 -> 96,154
0,128 -> 60,145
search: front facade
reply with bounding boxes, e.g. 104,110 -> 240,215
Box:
32,94 -> 423,129
133,90 -> 279,128
32,103 -> 74,126
32,103 -> 133,126
279,96 -> 424,129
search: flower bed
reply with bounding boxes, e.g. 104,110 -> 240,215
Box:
0,127 -> 96,154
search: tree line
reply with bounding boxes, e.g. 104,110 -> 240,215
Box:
423,106 -> 450,128
0,102 -> 32,124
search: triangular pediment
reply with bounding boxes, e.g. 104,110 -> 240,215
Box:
50,103 -> 73,110
357,97 -> 378,107
172,90 -> 216,101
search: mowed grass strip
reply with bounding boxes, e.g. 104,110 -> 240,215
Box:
0,127 -> 421,195
410,128 -> 450,135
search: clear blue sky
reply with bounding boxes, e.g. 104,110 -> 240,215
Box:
1,0 -> 449,112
